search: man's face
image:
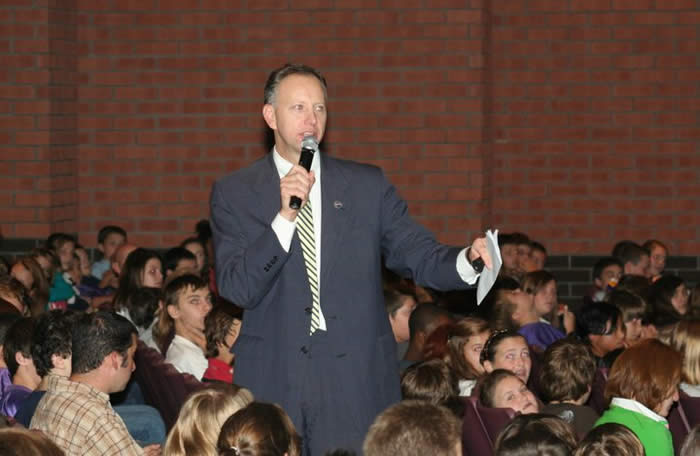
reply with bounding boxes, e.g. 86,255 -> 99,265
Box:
263,74 -> 327,161
113,334 -> 137,393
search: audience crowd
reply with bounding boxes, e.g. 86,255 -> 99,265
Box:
0,226 -> 699,456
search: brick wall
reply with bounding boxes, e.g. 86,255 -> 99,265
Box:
1,0 -> 699,256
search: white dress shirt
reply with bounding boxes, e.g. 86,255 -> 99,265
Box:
166,334 -> 208,381
270,148 -> 480,331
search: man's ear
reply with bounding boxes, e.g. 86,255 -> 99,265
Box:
262,104 -> 277,130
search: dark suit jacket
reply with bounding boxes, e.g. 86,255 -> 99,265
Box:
210,152 -> 470,431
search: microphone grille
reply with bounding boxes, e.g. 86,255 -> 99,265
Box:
301,136 -> 319,152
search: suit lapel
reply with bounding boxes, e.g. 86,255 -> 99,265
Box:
320,155 -> 351,292
253,153 -> 282,223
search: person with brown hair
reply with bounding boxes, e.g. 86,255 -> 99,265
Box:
493,414 -> 577,456
480,330 -> 532,384
479,369 -> 539,414
400,358 -> 458,405
539,338 -> 599,436
594,339 -> 682,456
0,427 -> 66,456
445,317 -> 490,396
11,256 -> 49,316
643,239 -> 668,281
573,422 -> 644,456
363,400 -> 461,456
203,303 -> 242,384
217,402 -> 301,456
668,320 -> 700,397
164,384 -> 253,456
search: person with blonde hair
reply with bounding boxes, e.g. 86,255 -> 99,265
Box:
164,384 -> 253,456
217,402 -> 301,456
669,320 -> 700,397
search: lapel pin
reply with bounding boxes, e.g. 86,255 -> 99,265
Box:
333,201 -> 343,209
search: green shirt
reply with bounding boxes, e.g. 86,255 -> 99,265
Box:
595,404 -> 673,456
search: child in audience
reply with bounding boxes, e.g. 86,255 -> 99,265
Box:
180,237 -> 207,278
590,257 -> 623,302
595,339 -> 681,456
203,304 -> 242,383
156,273 -> 212,380
539,339 -> 599,436
10,256 -> 48,315
573,422 -> 644,456
29,248 -> 55,284
607,290 -> 646,347
91,225 -> 127,281
0,276 -> 30,315
479,369 -> 539,414
45,233 -> 78,308
0,427 -> 66,456
528,241 -> 547,271
218,402 -> 302,456
493,414 -> 577,456
163,247 -> 197,279
163,384 -> 253,456
522,270 -> 575,334
400,359 -> 458,405
650,274 -> 689,330
669,320 -> 700,397
363,400 -> 461,456
480,330 -> 532,384
0,318 -> 39,417
445,317 -> 490,396
574,302 -> 624,368
112,248 -> 163,315
643,239 -> 668,282
491,288 -> 565,352
126,287 -> 161,352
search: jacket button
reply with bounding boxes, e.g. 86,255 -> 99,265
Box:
300,346 -> 308,354
304,307 -> 311,314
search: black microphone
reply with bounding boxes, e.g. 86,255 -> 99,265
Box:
289,136 -> 318,210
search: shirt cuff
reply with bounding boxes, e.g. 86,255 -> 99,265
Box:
456,247 -> 479,285
271,213 -> 296,252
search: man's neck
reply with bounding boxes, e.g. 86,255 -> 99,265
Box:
13,369 -> 40,390
276,146 -> 300,165
70,372 -> 110,395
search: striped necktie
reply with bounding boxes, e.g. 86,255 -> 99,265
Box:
296,200 -> 321,335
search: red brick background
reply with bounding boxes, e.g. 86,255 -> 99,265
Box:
0,0 -> 698,254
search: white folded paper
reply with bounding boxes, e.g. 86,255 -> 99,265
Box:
477,229 -> 502,305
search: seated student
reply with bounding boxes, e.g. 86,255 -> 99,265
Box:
163,247 -> 197,279
480,330 -> 532,385
669,320 -> 700,397
499,233 -> 528,280
400,359 -> 458,405
528,241 -> 547,271
681,423 -> 700,456
202,303 -> 242,383
155,273 -> 212,380
180,237 -> 208,279
573,422 -> 644,456
0,427 -> 66,456
363,400 -> 461,456
0,313 -> 22,399
594,339 -> 681,456
590,257 -> 623,303
491,288 -> 565,352
607,290 -> 646,347
615,275 -> 657,340
383,285 -> 417,359
17,310 -> 165,444
445,317 -> 490,396
493,414 -> 577,456
649,274 -> 690,331
163,384 -> 253,456
30,311 -> 161,456
91,225 -> 127,282
643,239 -> 668,282
14,310 -> 73,427
45,233 -> 79,309
218,402 -> 302,456
401,303 -> 453,368
112,248 -> 164,316
29,247 -> 55,285
574,302 -> 625,369
522,270 -> 575,334
0,317 -> 40,417
612,241 -> 651,279
539,339 -> 599,437
479,369 -> 539,414
10,256 -> 49,316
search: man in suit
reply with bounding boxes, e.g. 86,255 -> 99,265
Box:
210,63 -> 492,455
